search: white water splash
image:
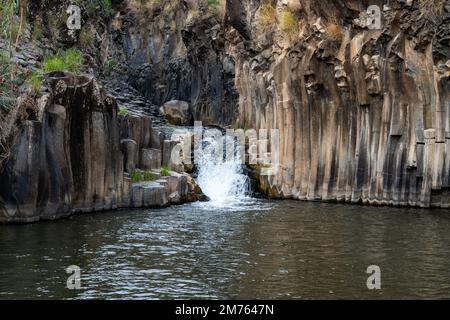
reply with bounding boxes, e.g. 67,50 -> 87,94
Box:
196,135 -> 250,205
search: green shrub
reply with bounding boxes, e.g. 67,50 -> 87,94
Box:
160,167 -> 170,177
27,71 -> 44,92
131,170 -> 142,183
105,58 -> 117,75
118,106 -> 129,117
63,48 -> 84,73
43,49 -> 84,74
0,53 -> 14,102
279,9 -> 299,37
43,56 -> 65,73
143,171 -> 156,181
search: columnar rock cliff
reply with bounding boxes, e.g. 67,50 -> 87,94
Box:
1,0 -> 450,222
222,0 -> 450,207
109,0 -> 450,207
0,73 -> 203,223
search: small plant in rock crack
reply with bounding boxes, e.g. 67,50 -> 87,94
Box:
143,171 -> 156,181
79,28 -> 95,49
279,9 -> 299,37
160,167 -> 170,177
105,59 -> 118,75
118,106 -> 129,117
131,170 -> 142,183
27,71 -> 44,93
258,1 -> 277,29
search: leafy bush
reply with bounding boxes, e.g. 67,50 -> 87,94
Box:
160,167 -> 170,177
131,170 -> 142,183
258,1 -> 277,29
0,58 -> 14,109
279,9 -> 299,37
118,106 -> 129,117
101,0 -> 112,11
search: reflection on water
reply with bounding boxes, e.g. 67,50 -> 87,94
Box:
1,200 -> 450,299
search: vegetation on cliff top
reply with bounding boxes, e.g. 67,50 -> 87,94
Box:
43,48 -> 84,74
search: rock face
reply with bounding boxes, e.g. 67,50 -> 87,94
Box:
0,73 -> 204,223
223,0 -> 450,207
0,73 -> 121,222
109,0 -> 238,127
2,0 -> 450,216
111,0 -> 450,208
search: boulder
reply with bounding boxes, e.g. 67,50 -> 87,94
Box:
161,100 -> 191,125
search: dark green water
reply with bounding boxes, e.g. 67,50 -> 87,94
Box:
1,199 -> 450,299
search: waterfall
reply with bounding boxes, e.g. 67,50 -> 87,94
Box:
195,134 -> 250,205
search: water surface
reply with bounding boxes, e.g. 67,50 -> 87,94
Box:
1,199 -> 450,299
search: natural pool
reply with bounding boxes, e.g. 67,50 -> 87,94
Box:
1,198 -> 450,299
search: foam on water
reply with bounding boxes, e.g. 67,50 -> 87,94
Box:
195,134 -> 250,207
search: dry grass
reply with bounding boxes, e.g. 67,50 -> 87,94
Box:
258,1 -> 277,29
419,0 -> 446,21
128,0 -> 163,14
188,9 -> 200,21
325,19 -> 343,42
279,9 -> 300,40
